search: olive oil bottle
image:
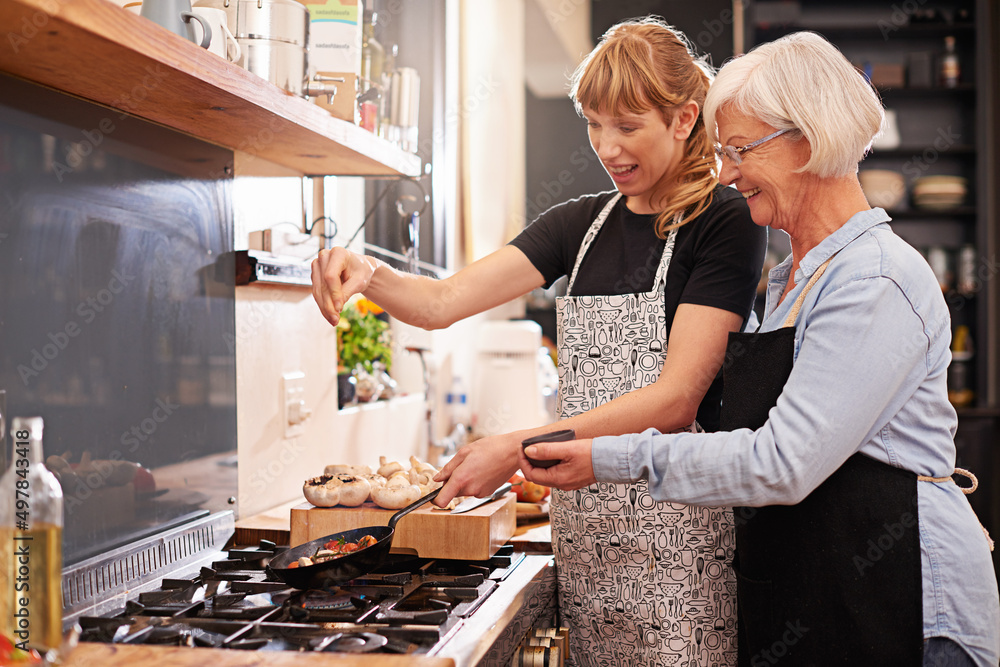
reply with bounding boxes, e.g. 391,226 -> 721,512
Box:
0,417 -> 63,655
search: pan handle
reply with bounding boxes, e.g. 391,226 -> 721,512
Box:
387,488 -> 441,531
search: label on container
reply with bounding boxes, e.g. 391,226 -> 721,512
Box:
302,0 -> 362,77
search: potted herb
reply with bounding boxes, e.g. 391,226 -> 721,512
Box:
336,298 -> 392,406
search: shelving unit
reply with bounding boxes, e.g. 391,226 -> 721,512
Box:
0,0 -> 420,178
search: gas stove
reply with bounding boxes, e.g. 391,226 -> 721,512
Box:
75,539 -> 536,658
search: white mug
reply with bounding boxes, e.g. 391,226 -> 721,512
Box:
191,6 -> 241,62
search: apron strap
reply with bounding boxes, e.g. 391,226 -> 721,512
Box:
565,192 -> 678,295
917,467 -> 978,493
782,255 -> 835,328
918,468 -> 995,551
566,193 -> 622,292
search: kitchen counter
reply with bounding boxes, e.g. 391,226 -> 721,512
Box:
61,644 -> 456,666
510,521 -> 553,555
433,554 -> 555,666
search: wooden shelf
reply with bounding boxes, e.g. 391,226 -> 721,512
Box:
869,145 -> 976,157
0,0 -> 420,178
956,407 -> 1000,418
877,84 -> 976,97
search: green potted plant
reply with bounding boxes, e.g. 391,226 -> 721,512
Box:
336,298 -> 392,406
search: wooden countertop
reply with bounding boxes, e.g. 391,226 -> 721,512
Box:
62,644 -> 455,666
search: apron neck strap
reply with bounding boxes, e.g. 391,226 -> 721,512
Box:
566,193 -> 622,292
782,255 -> 835,328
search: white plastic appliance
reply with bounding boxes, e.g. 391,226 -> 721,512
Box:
471,320 -> 549,436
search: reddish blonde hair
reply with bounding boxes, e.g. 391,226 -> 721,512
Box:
571,17 -> 717,236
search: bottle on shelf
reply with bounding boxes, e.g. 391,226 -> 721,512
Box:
378,43 -> 398,142
0,417 -> 64,659
956,244 -> 977,297
940,35 -> 960,88
446,375 -> 471,432
948,326 -> 975,408
359,10 -> 385,134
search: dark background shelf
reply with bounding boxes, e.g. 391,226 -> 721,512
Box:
886,206 -> 976,218
754,22 -> 975,40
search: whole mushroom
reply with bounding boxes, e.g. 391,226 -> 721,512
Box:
303,475 -> 343,507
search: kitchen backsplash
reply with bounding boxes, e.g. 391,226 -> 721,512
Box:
0,76 -> 238,564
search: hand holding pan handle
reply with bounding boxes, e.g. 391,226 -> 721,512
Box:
522,429 -> 576,469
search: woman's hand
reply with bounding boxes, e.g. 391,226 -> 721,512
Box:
517,439 -> 597,490
432,433 -> 522,507
311,247 -> 380,326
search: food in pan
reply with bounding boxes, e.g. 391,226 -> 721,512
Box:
286,534 -> 379,568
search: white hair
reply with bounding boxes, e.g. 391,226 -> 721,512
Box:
704,31 -> 884,178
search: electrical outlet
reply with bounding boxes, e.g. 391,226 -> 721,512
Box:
282,371 -> 310,438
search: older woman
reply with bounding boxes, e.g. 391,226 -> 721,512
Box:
519,32 -> 1000,666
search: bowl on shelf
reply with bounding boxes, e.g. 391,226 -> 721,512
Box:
859,169 -> 905,210
912,175 -> 967,210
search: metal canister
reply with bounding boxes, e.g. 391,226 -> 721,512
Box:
234,0 -> 308,45
195,0 -> 309,95
386,67 -> 420,153
238,37 -> 306,95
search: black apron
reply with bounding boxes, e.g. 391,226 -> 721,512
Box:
719,257 -> 923,666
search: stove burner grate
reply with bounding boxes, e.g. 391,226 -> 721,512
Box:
77,541 -> 527,656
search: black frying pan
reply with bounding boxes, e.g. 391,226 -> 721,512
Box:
267,488 -> 440,589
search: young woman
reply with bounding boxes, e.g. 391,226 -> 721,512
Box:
313,18 -> 766,666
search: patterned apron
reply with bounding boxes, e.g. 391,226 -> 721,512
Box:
550,193 -> 737,667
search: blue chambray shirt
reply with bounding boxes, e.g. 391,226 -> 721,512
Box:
593,208 -> 1000,665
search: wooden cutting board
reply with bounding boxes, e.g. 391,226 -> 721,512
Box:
290,493 -> 516,561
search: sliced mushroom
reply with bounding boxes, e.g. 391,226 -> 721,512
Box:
334,474 -> 371,507
302,475 -> 343,507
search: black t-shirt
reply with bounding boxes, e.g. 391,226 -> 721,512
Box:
509,184 -> 767,431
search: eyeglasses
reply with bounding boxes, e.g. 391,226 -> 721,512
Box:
715,128 -> 790,165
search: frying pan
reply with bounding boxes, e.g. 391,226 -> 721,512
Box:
267,488 -> 440,589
